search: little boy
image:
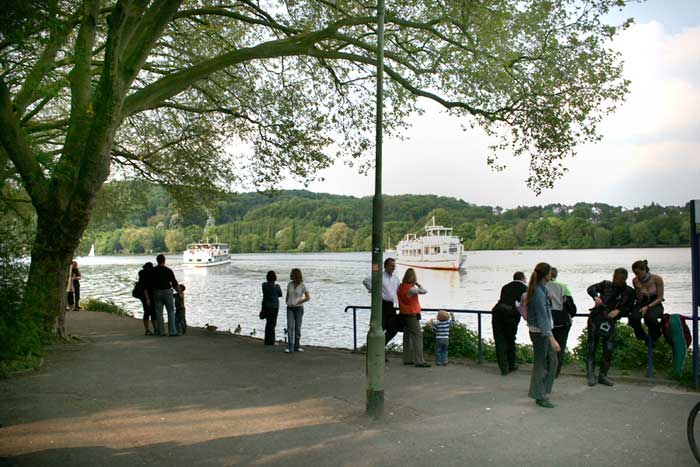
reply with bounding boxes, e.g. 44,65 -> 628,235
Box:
434,310 -> 451,365
174,284 -> 187,335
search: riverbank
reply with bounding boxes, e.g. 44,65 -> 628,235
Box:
1,311 -> 697,466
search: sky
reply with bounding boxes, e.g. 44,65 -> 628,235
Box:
280,0 -> 700,209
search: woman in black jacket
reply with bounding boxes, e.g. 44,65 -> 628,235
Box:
261,270 -> 283,345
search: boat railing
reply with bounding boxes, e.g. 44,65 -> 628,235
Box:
343,305 -> 678,380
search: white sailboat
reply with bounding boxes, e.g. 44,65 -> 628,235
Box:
88,244 -> 95,257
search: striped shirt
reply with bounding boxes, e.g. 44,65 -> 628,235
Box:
435,320 -> 451,339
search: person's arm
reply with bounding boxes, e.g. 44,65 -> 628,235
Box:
276,284 -> 283,297
362,276 -> 372,292
169,269 -> 179,291
297,288 -> 311,305
587,281 -> 604,307
408,284 -> 427,296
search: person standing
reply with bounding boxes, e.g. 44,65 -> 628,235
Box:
138,262 -> 157,335
434,310 -> 452,366
545,267 -> 576,378
629,260 -> 665,343
285,268 -> 310,353
152,254 -> 179,337
397,268 -> 430,368
586,268 -> 635,387
66,261 -> 75,311
261,270 -> 283,346
526,262 -> 559,408
492,272 -> 528,375
71,260 -> 82,310
362,257 -> 401,345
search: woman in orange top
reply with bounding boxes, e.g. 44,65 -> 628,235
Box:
398,268 -> 430,367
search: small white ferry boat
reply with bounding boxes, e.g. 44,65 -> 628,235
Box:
395,217 -> 466,271
183,239 -> 231,267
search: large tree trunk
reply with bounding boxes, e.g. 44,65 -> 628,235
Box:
24,202 -> 94,338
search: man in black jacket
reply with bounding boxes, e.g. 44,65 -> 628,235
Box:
152,254 -> 180,337
492,272 -> 528,375
586,268 -> 635,387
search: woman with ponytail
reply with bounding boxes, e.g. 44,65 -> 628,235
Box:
629,260 -> 665,343
526,262 -> 560,408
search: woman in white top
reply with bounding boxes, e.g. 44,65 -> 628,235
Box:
285,268 -> 311,353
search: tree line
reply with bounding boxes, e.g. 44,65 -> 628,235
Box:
79,182 -> 691,255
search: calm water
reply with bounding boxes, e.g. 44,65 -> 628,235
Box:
75,249 -> 693,349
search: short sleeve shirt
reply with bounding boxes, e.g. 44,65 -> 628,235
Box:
286,282 -> 308,307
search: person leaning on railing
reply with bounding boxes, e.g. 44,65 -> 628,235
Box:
526,262 -> 560,409
629,260 -> 665,344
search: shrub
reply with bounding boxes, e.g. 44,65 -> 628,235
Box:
81,298 -> 130,316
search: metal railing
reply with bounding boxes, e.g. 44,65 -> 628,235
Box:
344,305 -> 668,379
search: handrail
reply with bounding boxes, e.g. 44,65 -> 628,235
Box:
343,305 -> 691,379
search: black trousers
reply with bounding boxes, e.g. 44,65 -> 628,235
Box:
264,308 -> 279,345
587,320 -> 615,375
73,280 -> 81,308
492,304 -> 521,374
382,300 -> 400,345
552,324 -> 571,377
629,304 -> 664,342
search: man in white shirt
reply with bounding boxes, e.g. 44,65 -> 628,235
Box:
363,257 -> 401,344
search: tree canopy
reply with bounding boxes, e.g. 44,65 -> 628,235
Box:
0,0 -> 632,336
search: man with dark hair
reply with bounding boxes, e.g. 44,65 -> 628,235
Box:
152,254 -> 179,336
363,257 -> 401,346
586,268 -> 635,386
492,272 -> 528,375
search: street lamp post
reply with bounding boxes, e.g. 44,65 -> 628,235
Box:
366,0 -> 386,417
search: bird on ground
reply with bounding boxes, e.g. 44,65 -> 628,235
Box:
234,324 -> 242,334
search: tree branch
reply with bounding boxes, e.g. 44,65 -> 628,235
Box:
0,77 -> 49,209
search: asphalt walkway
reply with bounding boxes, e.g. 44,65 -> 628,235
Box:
0,312 -> 698,466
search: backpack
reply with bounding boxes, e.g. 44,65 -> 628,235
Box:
517,291 -> 528,320
132,281 -> 144,299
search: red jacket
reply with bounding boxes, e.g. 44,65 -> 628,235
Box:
398,283 -> 421,315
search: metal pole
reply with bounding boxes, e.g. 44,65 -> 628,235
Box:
366,0 -> 386,418
477,313 -> 483,364
353,308 -> 357,352
691,200 -> 699,389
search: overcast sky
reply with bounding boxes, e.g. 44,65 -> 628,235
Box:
281,0 -> 700,209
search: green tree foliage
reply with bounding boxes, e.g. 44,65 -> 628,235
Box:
79,184 -> 692,254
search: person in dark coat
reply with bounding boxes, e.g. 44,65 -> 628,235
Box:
492,272 -> 528,375
586,268 -> 635,387
261,270 -> 283,345
138,262 -> 157,335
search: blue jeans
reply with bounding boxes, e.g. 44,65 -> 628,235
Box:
154,289 -> 176,335
287,306 -> 304,351
435,338 -> 449,364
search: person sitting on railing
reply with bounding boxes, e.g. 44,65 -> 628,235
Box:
492,272 -> 528,376
363,257 -> 401,346
545,267 -> 577,378
586,268 -> 635,387
629,260 -> 665,344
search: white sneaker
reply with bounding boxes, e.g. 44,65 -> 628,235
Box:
284,349 -> 291,353
296,348 -> 304,352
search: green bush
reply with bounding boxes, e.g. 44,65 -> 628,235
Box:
572,321 -> 686,380
81,298 -> 130,316
421,319 -> 574,365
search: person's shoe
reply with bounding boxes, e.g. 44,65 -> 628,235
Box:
145,330 -> 152,336
296,348 -> 304,352
435,362 -> 442,366
587,374 -> 597,387
403,361 -> 414,365
414,363 -> 431,368
284,349 -> 291,353
598,374 -> 614,387
501,369 -> 509,376
535,399 -> 556,408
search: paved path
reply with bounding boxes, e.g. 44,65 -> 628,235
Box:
0,312 -> 698,466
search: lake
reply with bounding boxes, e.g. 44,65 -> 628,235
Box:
75,248 -> 692,349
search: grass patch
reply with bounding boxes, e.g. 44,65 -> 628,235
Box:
81,298 -> 130,316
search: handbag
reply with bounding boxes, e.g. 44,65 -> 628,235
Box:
259,308 -> 268,320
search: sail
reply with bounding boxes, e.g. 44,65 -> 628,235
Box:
88,244 -> 95,257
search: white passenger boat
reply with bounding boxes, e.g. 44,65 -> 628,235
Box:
395,217 -> 466,271
183,239 -> 231,267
